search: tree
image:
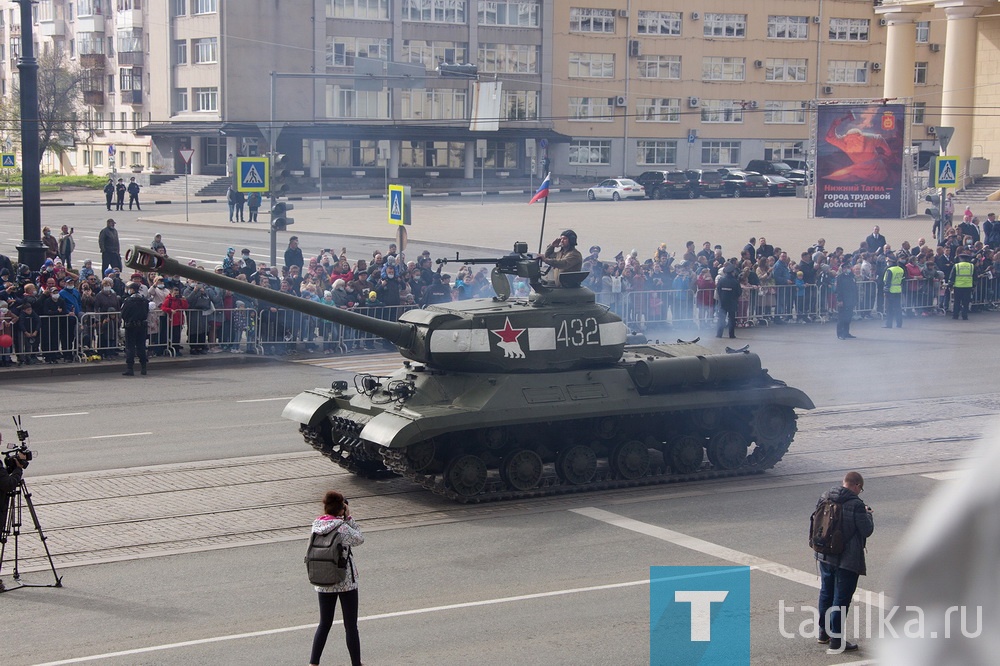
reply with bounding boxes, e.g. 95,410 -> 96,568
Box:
0,49 -> 85,165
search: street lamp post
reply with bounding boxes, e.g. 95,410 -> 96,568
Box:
14,0 -> 45,270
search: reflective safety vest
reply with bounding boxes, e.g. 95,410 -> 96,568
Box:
885,265 -> 905,294
953,261 -> 974,288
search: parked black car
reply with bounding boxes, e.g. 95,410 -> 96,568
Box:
722,171 -> 770,198
683,169 -> 726,198
761,174 -> 797,196
633,170 -> 693,199
744,160 -> 808,186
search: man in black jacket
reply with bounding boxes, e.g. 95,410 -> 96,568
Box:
120,282 -> 149,376
864,226 -> 887,256
714,263 -> 742,339
834,263 -> 857,340
815,471 -> 875,653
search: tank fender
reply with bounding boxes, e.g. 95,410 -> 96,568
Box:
282,390 -> 343,428
630,353 -> 763,392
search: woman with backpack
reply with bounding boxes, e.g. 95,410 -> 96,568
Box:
309,490 -> 364,666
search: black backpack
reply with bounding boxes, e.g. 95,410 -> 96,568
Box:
809,498 -> 845,556
305,529 -> 353,586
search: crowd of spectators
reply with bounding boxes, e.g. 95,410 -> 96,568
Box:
2,211 -> 1000,367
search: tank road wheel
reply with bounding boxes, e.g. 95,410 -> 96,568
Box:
477,427 -> 508,452
707,431 -> 748,470
611,440 -> 650,480
405,440 -> 437,473
445,455 -> 488,498
668,436 -> 705,474
594,417 -> 618,440
500,449 -> 544,491
689,409 -> 724,434
555,445 -> 598,485
751,405 -> 796,443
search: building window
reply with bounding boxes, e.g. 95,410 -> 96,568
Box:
479,44 -> 539,74
327,37 -> 390,67
478,0 -> 539,27
399,141 -> 465,168
327,0 -> 390,20
193,86 -> 218,112
827,60 -> 868,84
569,139 -> 611,165
702,56 -> 745,82
117,29 -> 142,53
829,18 -> 869,42
701,140 -> 741,165
568,97 -> 614,121
172,0 -> 186,17
174,88 -> 188,113
117,0 -> 142,10
916,21 -> 930,44
402,0 -> 467,24
119,66 -> 142,91
130,151 -> 141,166
637,140 -> 678,166
700,100 -> 744,123
637,98 -> 680,123
401,88 -> 467,119
194,37 -> 218,64
767,15 -> 809,40
764,142 -> 803,161
94,150 -> 103,167
914,61 -> 928,85
569,7 -> 615,34
193,0 -> 217,15
325,85 -> 391,119
636,10 -> 681,36
912,102 -> 926,124
107,74 -> 115,92
10,37 -> 20,59
401,40 -> 468,71
131,114 -> 141,131
765,58 -> 807,82
637,54 -> 680,80
174,40 -> 187,65
78,0 -> 101,16
502,89 -> 538,120
764,100 -> 806,124
704,13 -> 746,39
202,136 -> 226,166
79,32 -> 103,55
568,52 -> 614,78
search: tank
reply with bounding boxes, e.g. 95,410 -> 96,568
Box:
125,244 -> 814,503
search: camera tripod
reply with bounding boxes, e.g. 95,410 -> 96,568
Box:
0,478 -> 62,593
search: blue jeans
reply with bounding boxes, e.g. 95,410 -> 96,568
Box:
817,561 -> 860,641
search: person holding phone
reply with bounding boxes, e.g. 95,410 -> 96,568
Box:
309,491 -> 364,666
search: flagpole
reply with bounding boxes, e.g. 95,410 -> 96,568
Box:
537,194 -> 549,254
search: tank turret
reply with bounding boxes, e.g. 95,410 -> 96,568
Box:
125,243 -> 626,373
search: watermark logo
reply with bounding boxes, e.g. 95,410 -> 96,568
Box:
650,566 -> 750,666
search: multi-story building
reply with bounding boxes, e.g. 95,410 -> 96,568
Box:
0,0 -> 153,176
0,2 -> 955,182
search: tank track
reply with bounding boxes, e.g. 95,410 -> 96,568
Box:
301,408 -> 797,503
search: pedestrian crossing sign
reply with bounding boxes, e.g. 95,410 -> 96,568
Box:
388,184 -> 411,226
934,156 -> 959,188
1,153 -> 15,168
236,157 -> 269,193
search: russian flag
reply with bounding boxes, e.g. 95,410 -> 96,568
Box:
528,173 -> 551,204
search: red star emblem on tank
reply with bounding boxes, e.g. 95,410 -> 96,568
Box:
491,317 -> 526,358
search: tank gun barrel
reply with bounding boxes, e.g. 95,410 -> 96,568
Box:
436,241 -> 543,285
125,246 -> 416,348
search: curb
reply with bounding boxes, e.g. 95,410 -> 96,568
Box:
6,350 -> 276,379
4,187 -> 588,208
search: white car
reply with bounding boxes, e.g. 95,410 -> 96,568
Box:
587,178 -> 646,201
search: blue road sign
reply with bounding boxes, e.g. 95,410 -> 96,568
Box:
388,184 -> 411,225
1,154 -> 15,168
236,157 -> 269,193
934,156 -> 958,188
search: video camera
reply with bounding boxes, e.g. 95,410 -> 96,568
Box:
2,415 -> 33,470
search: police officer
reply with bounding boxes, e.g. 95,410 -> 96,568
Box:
715,263 -> 742,339
882,255 -> 905,329
120,282 -> 149,376
950,251 -> 975,321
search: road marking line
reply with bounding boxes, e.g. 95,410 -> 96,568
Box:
921,470 -> 966,481
30,578 -> 651,665
570,507 -> 884,609
31,412 -> 90,418
235,397 -> 294,403
88,432 -> 153,440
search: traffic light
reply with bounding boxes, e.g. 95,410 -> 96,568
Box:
271,153 -> 290,196
925,193 -> 941,220
271,201 -> 294,232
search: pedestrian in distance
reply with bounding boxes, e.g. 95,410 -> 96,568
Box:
715,262 -> 741,338
127,177 -> 141,210
813,471 -> 874,654
58,225 -> 76,271
882,255 -> 904,328
834,260 -> 857,339
120,281 -> 149,375
226,185 -> 238,223
949,251 -> 975,321
104,178 -> 115,211
235,188 -> 246,222
247,191 -> 262,223
309,490 -> 364,666
98,218 -> 123,272
115,178 -> 127,211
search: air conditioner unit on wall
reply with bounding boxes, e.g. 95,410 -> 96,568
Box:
880,19 -> 888,27
688,96 -> 700,107
822,86 -> 834,95
628,39 -> 641,57
615,95 -> 628,107
812,16 -> 821,24
618,9 -> 628,18
929,43 -> 940,53
690,12 -> 700,20
748,100 -> 758,109
754,59 -> 763,68
928,125 -> 937,135
871,62 -> 882,72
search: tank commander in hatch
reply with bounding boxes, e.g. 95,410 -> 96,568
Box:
541,229 -> 583,286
